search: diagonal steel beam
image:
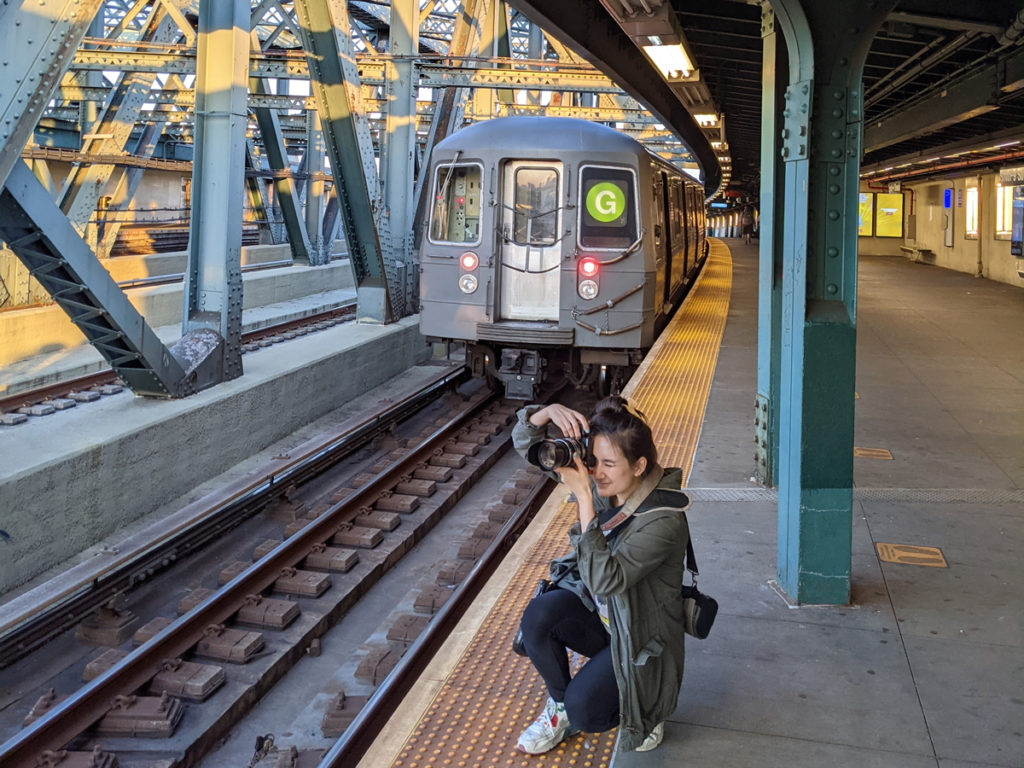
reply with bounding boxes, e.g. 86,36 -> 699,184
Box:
0,0 -> 107,191
0,161 -> 221,398
293,0 -> 396,322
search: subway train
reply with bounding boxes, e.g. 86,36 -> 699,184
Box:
418,116 -> 708,399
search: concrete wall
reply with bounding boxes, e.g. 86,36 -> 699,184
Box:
0,317 -> 431,595
858,175 -> 1023,287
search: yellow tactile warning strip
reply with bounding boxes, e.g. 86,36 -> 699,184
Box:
386,240 -> 733,768
622,239 -> 733,478
876,543 -> 948,568
854,446 -> 894,460
393,498 -> 619,768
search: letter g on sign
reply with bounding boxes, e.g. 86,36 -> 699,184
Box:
586,182 -> 626,223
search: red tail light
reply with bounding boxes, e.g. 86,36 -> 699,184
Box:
460,251 -> 479,270
578,257 -> 599,278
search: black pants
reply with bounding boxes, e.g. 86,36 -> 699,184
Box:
519,587 -> 620,733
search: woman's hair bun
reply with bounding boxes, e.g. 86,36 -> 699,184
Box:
593,395 -> 646,422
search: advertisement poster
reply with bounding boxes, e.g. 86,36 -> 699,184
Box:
875,193 -> 904,238
858,192 -> 874,236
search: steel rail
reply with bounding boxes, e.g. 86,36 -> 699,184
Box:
0,384 -> 496,767
318,473 -> 556,768
0,364 -> 465,666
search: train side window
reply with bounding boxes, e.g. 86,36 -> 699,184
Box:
578,165 -> 638,249
512,167 -> 559,245
653,171 -> 664,247
429,163 -> 482,244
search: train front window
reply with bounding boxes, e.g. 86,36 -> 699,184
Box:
429,163 -> 482,244
512,167 -> 559,245
578,166 -> 637,249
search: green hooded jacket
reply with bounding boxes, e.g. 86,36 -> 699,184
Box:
512,406 -> 690,751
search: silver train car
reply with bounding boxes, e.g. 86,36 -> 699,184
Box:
418,117 -> 708,399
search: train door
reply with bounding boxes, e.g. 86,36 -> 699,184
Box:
498,161 -> 562,321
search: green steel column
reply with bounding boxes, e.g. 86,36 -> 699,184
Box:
756,5 -> 787,487
185,0 -> 250,380
383,0 -> 418,310
305,109 -> 326,264
771,0 -> 895,604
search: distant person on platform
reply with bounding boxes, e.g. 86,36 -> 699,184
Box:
741,208 -> 754,245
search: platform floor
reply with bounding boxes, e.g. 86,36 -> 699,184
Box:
361,241 -> 1023,768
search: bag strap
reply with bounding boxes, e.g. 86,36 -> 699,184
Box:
686,537 -> 698,577
598,466 -> 664,532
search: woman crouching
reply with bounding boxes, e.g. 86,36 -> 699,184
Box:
511,396 -> 690,754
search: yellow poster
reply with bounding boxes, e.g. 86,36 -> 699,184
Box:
858,193 -> 873,236
875,193 -> 904,237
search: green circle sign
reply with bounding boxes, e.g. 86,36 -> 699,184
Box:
586,182 -> 626,223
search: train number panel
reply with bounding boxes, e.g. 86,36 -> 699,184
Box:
419,117 -> 708,400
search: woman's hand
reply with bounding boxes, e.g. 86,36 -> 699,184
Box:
527,404 -> 589,438
557,454 -> 596,530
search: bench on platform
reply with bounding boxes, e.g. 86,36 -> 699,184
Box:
900,245 -> 936,264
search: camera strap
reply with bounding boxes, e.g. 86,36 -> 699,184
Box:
599,466 -> 665,532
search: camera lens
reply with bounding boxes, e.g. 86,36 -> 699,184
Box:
535,441 -> 572,471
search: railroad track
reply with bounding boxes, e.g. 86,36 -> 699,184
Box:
0,304 -> 355,417
0,375 -> 557,768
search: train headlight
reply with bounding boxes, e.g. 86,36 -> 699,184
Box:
577,256 -> 600,299
578,257 -> 599,278
578,279 -> 598,300
460,251 -> 479,271
458,274 -> 479,294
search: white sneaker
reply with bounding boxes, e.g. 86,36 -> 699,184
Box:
516,697 -> 575,754
635,721 -> 664,752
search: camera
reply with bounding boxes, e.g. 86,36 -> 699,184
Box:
527,436 -> 595,471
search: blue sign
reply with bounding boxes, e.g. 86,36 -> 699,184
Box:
943,188 -> 952,209
710,202 -> 728,209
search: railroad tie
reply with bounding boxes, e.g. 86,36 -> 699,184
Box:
303,543 -> 359,572
236,594 -> 301,629
321,691 -> 370,738
132,616 -> 174,646
149,658 -> 225,702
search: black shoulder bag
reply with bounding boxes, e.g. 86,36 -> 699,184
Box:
681,537 -> 718,639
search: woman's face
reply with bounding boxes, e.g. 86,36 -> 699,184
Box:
591,434 -> 646,504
